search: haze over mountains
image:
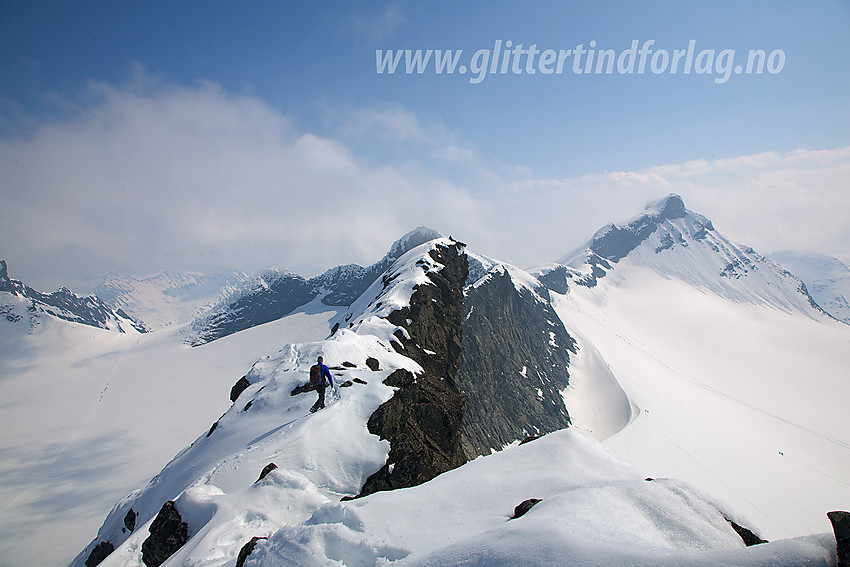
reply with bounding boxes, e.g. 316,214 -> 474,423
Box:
1,194 -> 847,567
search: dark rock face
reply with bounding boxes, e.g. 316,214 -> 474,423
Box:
589,194 -> 691,263
84,540 -> 114,567
230,376 -> 251,402
728,520 -> 767,546
511,498 -> 542,519
141,501 -> 189,567
457,272 -> 574,457
366,357 -> 380,371
359,241 -> 468,497
535,266 -> 570,294
193,272 -> 316,345
256,463 -> 278,483
124,508 -> 137,532
235,536 -> 267,567
829,511 -> 850,567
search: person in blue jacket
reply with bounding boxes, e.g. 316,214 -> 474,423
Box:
309,356 -> 334,412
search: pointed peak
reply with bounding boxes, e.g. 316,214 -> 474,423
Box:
645,193 -> 687,220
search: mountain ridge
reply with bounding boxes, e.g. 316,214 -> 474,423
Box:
0,259 -> 147,334
189,227 -> 443,345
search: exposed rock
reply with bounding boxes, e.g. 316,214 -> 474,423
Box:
290,383 -> 314,396
342,361 -> 357,368
339,380 -> 354,388
359,241 -> 468,497
192,271 -> 316,345
230,376 -> 250,402
384,368 -> 415,388
366,357 -> 380,371
124,508 -> 137,532
353,377 -> 367,385
535,265 -> 570,295
457,270 -> 574,457
829,511 -> 850,567
236,536 -> 268,567
206,421 -> 218,437
84,541 -> 114,567
519,435 -> 540,445
728,519 -> 767,546
590,194 -> 688,263
511,498 -> 542,519
141,501 -> 189,567
256,463 -> 278,483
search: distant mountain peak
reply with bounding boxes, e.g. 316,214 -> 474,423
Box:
645,193 -> 687,220
190,227 -> 446,344
537,196 -> 829,319
583,194 -> 713,264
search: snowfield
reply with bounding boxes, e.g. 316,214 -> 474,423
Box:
556,261 -> 850,541
0,297 -> 343,567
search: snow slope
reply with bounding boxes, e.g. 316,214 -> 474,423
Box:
554,269 -> 850,540
540,195 -> 850,540
771,250 -> 850,324
69,235 -> 842,567
0,298 -> 342,567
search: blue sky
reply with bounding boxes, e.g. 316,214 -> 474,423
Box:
1,1 -> 848,290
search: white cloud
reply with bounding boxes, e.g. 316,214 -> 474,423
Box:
0,79 -> 482,291
2,77 -> 847,293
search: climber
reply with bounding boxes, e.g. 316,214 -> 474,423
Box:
308,356 -> 334,412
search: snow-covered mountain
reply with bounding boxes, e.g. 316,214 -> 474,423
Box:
93,270 -> 250,330
534,194 -> 827,319
3,200 -> 848,567
770,250 -> 850,324
0,259 -> 147,334
66,221 -> 847,567
534,194 -> 849,541
190,227 -> 443,345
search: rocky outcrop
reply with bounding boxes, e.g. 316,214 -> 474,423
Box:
230,376 -> 250,402
728,519 -> 767,546
256,463 -> 278,483
457,271 -> 574,457
141,501 -> 189,567
511,498 -> 542,519
124,508 -> 137,533
359,241 -> 468,497
235,536 -> 267,567
84,541 -> 114,567
829,511 -> 850,567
